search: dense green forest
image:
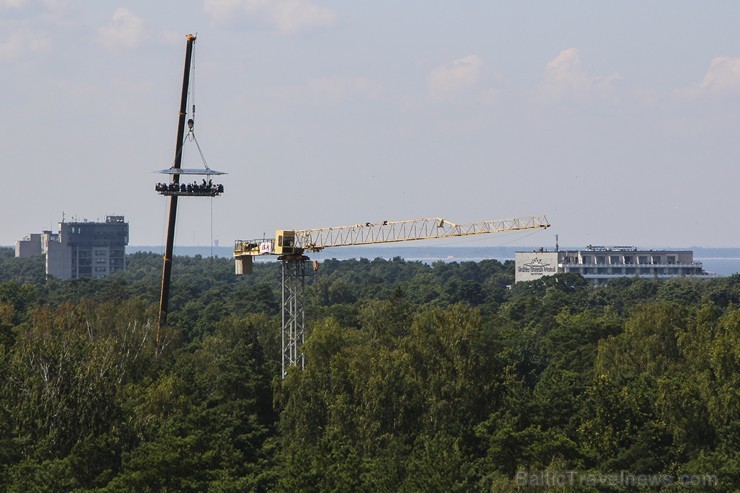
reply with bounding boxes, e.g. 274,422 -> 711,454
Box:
0,247 -> 737,491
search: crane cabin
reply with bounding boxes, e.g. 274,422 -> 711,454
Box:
275,230 -> 298,255
233,229 -> 302,275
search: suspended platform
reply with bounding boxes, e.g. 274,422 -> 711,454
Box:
155,182 -> 224,196
155,167 -> 226,197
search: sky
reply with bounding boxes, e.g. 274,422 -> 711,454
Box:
2,0 -> 740,249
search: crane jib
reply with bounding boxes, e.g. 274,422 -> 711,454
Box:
233,216 -> 549,258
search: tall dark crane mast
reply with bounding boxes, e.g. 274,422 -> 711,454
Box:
158,34 -> 196,339
156,34 -> 225,341
235,215 -> 550,377
157,34 -> 196,342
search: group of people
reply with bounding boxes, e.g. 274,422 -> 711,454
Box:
155,179 -> 224,196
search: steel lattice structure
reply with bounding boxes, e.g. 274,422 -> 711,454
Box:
234,215 -> 549,377
234,216 -> 550,257
281,257 -> 307,378
295,216 -> 550,251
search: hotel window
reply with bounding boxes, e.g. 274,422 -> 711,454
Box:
624,256 -> 633,264
597,256 -> 606,265
610,256 -> 620,264
652,256 -> 661,264
638,256 -> 648,264
582,255 -> 591,264
667,255 -> 676,264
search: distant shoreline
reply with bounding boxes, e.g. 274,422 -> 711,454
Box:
2,244 -> 737,275
125,245 -> 740,276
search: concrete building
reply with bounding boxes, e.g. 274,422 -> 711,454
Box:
16,216 -> 129,280
15,233 -> 45,257
516,246 -> 712,286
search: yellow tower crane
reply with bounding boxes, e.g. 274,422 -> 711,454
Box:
234,215 -> 550,377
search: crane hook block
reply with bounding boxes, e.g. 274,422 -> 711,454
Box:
187,118 -> 194,130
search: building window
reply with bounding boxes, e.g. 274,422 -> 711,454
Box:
95,249 -> 107,256
638,256 -> 648,264
597,256 -> 606,265
582,255 -> 591,265
667,255 -> 676,264
610,255 -> 620,264
652,256 -> 661,264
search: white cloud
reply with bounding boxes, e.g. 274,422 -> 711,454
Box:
699,56 -> 740,94
427,55 -> 483,99
672,56 -> 740,101
203,0 -> 337,34
479,87 -> 500,105
0,0 -> 27,8
98,8 -> 144,50
541,48 -> 619,102
0,36 -> 24,62
160,30 -> 184,46
0,29 -> 51,62
202,0 -> 241,21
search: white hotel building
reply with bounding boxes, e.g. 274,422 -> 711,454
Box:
516,246 -> 713,286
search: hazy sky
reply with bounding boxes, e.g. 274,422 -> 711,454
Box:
2,1 -> 739,249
